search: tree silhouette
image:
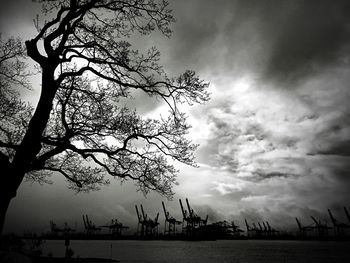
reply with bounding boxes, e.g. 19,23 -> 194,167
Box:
0,0 -> 209,233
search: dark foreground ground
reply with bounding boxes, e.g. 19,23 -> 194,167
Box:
0,235 -> 118,263
2,235 -> 350,263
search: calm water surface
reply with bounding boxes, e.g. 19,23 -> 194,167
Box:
42,239 -> 350,263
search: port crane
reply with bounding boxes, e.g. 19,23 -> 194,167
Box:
262,221 -> 268,232
328,208 -> 350,236
245,219 -> 262,237
258,221 -> 278,237
162,201 -> 181,236
186,198 -> 208,227
179,198 -> 208,235
244,219 -> 253,237
265,221 -> 279,236
257,222 -> 264,235
135,205 -> 144,236
310,216 -> 331,237
135,204 -> 159,236
231,220 -> 244,236
254,222 -> 264,236
295,217 -> 316,237
344,207 -> 350,223
82,215 -> 101,235
179,198 -> 190,232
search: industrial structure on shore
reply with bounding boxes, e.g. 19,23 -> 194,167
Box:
46,200 -> 350,240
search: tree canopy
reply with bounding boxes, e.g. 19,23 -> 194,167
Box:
0,0 -> 209,202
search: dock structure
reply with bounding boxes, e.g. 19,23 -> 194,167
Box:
179,198 -> 208,236
48,220 -> 75,238
99,219 -> 129,236
206,220 -> 244,238
135,204 -> 159,237
162,201 -> 181,236
82,215 -> 101,235
44,204 -> 350,241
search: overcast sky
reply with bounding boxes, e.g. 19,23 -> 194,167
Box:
2,0 -> 350,234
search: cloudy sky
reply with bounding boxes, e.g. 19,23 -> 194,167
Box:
2,0 -> 350,234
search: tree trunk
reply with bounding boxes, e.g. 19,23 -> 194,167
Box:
0,168 -> 27,235
0,157 -> 13,235
11,65 -> 58,175
0,193 -> 12,234
0,64 -> 58,235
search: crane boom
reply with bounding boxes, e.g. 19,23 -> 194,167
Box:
344,207 -> 350,223
185,198 -> 193,218
328,209 -> 336,225
162,201 -> 169,220
311,216 -> 319,226
295,218 -> 302,231
245,219 -> 251,231
135,205 -> 141,222
141,204 -> 147,220
179,199 -> 187,218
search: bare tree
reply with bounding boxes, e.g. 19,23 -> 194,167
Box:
0,0 -> 209,233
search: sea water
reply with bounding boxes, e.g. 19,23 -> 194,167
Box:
42,239 -> 350,263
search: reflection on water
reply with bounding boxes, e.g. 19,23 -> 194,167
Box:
42,239 -> 350,263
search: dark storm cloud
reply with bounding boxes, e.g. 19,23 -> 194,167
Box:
169,0 -> 350,85
166,0 -> 268,75
0,0 -> 40,36
263,0 -> 350,84
309,121 -> 350,157
314,140 -> 350,157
